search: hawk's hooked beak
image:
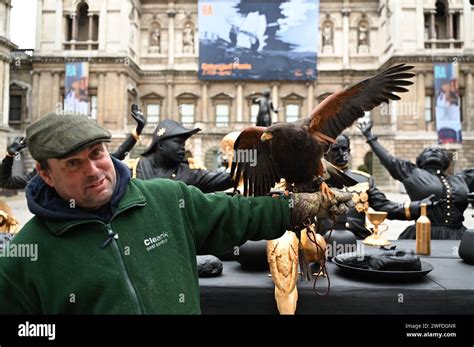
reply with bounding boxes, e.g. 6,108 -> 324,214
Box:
260,132 -> 273,142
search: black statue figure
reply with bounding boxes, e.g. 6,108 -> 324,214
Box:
252,89 -> 277,127
323,134 -> 439,239
358,120 -> 474,240
134,119 -> 234,193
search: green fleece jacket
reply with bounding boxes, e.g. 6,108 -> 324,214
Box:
0,179 -> 291,314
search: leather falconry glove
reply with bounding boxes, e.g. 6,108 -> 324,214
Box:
290,189 -> 354,231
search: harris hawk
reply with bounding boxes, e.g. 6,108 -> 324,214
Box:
230,63 -> 415,197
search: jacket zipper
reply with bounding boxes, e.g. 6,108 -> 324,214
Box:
104,223 -> 143,314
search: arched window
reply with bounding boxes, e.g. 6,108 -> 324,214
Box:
424,0 -> 462,49
65,1 -> 99,50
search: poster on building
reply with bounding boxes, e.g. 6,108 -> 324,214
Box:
64,62 -> 89,115
434,62 -> 462,144
198,0 -> 319,80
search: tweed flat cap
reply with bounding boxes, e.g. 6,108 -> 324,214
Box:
26,113 -> 112,161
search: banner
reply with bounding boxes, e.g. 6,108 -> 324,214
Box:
198,0 -> 319,80
434,62 -> 462,144
64,62 -> 89,115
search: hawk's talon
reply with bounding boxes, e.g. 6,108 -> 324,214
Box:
320,182 -> 335,199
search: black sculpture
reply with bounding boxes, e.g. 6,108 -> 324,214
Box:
359,120 -> 474,240
323,134 -> 438,239
252,89 -> 277,127
136,119 -> 234,193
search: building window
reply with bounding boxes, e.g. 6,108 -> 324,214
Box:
285,104 -> 299,123
424,1 -> 462,49
250,104 -> 259,124
65,2 -> 99,50
141,93 -> 164,130
211,92 -> 233,127
145,104 -> 160,124
216,104 -> 230,127
424,95 -> 433,122
180,103 -> 195,124
9,95 -> 22,124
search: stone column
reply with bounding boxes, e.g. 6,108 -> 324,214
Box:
5,1 -> 11,40
466,72 -> 473,131
36,0 -> 43,50
201,82 -> 208,123
54,0 -> 63,51
417,72 -> 425,130
88,13 -> 94,40
415,0 -> 424,50
167,82 -> 174,121
463,0 -> 472,50
167,3 -> 176,66
430,11 -> 435,39
0,60 -> 5,125
271,82 -> 279,123
98,0 -> 108,51
447,11 -> 453,40
31,71 -> 40,122
52,71 -> 60,110
118,72 -> 126,129
97,72 -> 105,126
88,13 -> 94,50
3,60 -> 9,126
306,82 -> 314,116
341,8 -> 350,68
236,82 -> 243,123
72,13 -> 78,41
393,1 -> 401,48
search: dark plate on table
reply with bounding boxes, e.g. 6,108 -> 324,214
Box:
332,253 -> 434,282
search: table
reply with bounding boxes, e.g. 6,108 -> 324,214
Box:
199,240 -> 474,314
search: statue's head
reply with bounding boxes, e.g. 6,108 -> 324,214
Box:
142,119 -> 200,166
416,147 -> 450,171
262,89 -> 271,97
326,134 -> 351,168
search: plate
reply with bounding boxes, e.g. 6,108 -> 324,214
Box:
332,253 -> 434,282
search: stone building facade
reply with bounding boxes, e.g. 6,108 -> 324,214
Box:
6,0 -> 474,192
0,0 -> 15,152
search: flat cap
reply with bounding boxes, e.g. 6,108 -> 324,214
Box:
26,113 -> 112,161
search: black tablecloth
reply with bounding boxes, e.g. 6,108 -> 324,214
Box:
199,240 -> 474,314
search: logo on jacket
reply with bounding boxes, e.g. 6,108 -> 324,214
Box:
144,232 -> 169,252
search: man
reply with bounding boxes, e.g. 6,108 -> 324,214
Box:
0,113 -> 352,314
325,133 -> 439,239
359,121 -> 474,239
130,119 -> 234,193
0,105 -> 145,190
